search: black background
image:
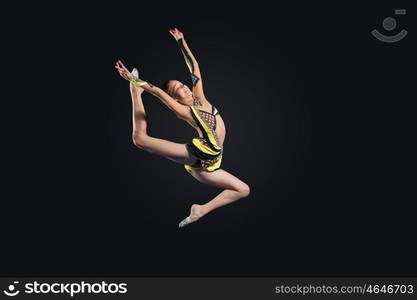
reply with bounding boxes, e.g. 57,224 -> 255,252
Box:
1,1 -> 415,276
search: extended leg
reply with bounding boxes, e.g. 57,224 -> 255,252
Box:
129,85 -> 196,165
179,169 -> 250,227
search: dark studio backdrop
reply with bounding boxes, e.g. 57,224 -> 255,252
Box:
1,1 -> 415,276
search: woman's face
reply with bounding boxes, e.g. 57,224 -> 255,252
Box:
169,80 -> 192,100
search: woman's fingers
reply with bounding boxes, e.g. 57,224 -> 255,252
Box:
118,60 -> 125,68
117,60 -> 127,70
170,29 -> 178,39
174,28 -> 183,38
170,28 -> 182,39
116,62 -> 124,72
115,66 -> 127,77
120,72 -> 128,80
115,61 -> 132,81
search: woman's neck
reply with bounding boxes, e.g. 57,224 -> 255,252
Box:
179,95 -> 194,106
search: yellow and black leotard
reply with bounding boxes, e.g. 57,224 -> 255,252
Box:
184,103 -> 223,172
176,38 -> 223,172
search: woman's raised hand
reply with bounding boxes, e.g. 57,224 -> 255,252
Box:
169,28 -> 184,41
115,60 -> 135,81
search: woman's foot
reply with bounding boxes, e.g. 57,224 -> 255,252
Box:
178,204 -> 205,228
130,68 -> 144,94
131,68 -> 139,80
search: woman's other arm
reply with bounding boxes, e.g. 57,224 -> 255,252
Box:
169,28 -> 206,102
115,60 -> 189,119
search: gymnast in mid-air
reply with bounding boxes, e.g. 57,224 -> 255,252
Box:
115,28 -> 250,227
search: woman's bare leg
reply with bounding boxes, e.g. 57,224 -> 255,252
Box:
129,84 -> 196,165
179,169 -> 250,227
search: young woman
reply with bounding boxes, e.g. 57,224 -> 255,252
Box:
115,28 -> 250,227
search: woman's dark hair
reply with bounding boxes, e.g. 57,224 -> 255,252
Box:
162,80 -> 173,94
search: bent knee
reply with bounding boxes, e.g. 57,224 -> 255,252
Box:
132,133 -> 149,149
238,183 -> 250,198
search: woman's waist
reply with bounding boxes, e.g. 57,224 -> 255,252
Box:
195,128 -> 225,146
195,136 -> 223,149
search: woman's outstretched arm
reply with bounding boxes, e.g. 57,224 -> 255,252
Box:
115,60 -> 189,119
169,28 -> 206,101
